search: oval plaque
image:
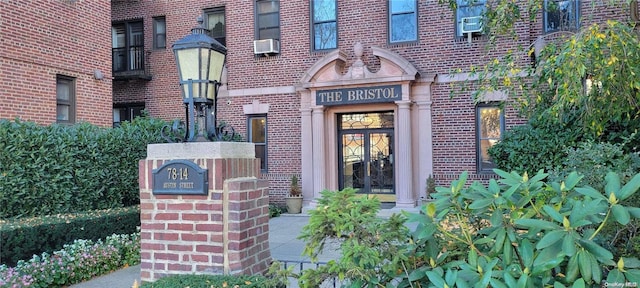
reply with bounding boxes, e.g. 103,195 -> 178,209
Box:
152,160 -> 208,195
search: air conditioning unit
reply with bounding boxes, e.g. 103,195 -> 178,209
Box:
460,16 -> 483,34
253,39 -> 280,55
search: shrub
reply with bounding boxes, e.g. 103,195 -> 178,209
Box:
296,171 -> 640,287
0,232 -> 140,288
551,141 -> 640,260
268,204 -> 285,218
0,117 -> 166,219
297,188 -> 410,287
0,206 -> 140,266
488,122 -> 580,175
140,273 -> 283,288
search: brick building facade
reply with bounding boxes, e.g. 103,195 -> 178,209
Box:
1,0 -> 112,127
111,0 -> 628,207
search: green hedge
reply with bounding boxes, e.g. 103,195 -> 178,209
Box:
141,274 -> 284,288
0,117 -> 166,219
0,206 -> 140,266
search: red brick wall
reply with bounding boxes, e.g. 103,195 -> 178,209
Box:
113,1 -> 629,198
139,155 -> 270,282
1,0 -> 112,127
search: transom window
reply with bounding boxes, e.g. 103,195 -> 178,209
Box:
544,0 -> 580,33
312,0 -> 337,50
204,8 -> 226,47
256,0 -> 280,40
456,0 -> 486,37
476,104 -> 504,173
389,0 -> 418,43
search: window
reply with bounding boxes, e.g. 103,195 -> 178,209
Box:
56,75 -> 75,124
248,115 -> 267,172
389,0 -> 418,43
544,0 -> 579,33
312,0 -> 337,50
476,104 -> 504,172
113,104 -> 144,127
256,0 -> 280,40
456,0 -> 486,37
204,8 -> 226,47
112,20 -> 144,72
153,17 -> 166,49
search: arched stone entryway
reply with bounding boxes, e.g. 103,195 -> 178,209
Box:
297,43 -> 435,208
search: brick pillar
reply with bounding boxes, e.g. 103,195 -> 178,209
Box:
139,142 -> 271,283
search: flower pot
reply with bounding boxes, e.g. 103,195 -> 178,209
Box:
285,196 -> 303,214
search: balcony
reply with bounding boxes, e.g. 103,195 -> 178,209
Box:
112,46 -> 152,81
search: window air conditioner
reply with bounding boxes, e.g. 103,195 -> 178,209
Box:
460,16 -> 483,34
253,39 -> 280,55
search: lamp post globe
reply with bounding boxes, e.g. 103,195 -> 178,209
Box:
162,16 -> 229,142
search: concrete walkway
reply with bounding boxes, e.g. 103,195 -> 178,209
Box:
70,207 -> 419,288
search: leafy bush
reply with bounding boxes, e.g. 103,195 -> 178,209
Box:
551,141 -> 640,191
0,232 -> 140,288
140,273 -> 282,288
269,204 -> 285,218
551,141 -> 640,260
488,122 -> 581,175
297,188 -> 410,287
296,171 -> 640,287
0,117 -> 166,219
0,206 -> 140,266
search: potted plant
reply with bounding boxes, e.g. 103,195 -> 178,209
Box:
285,175 -> 303,214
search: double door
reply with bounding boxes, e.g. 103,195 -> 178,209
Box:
338,112 -> 395,202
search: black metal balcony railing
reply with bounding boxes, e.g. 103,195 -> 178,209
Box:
112,46 -> 151,80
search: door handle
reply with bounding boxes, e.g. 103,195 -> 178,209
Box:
367,162 -> 370,176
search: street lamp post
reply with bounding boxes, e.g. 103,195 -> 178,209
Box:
162,17 -> 235,142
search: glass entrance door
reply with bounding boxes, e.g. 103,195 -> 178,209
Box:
338,112 -> 395,202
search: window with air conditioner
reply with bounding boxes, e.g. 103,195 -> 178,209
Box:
255,0 -> 280,40
389,0 -> 418,43
312,0 -> 337,51
254,0 -> 280,55
544,0 -> 579,33
456,0 -> 486,37
112,20 -> 144,72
